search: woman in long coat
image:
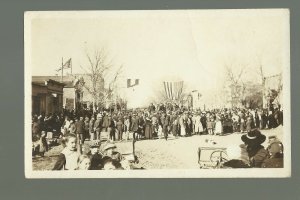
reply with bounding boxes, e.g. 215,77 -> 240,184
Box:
172,115 -> 179,137
144,117 -> 153,139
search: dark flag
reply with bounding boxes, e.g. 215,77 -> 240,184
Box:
127,79 -> 139,88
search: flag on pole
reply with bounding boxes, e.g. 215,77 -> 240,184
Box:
56,58 -> 72,72
163,81 -> 183,101
127,79 -> 139,88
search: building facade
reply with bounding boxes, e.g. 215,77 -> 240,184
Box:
32,79 -> 64,115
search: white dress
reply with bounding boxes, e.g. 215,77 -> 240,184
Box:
214,120 -> 223,134
180,116 -> 186,136
194,115 -> 203,132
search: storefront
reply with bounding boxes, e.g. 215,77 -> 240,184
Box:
32,79 -> 64,115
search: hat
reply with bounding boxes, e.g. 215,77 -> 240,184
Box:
241,129 -> 266,146
267,136 -> 283,156
103,143 -> 117,151
89,141 -> 100,148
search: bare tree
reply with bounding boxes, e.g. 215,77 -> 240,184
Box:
224,63 -> 248,107
72,47 -> 123,112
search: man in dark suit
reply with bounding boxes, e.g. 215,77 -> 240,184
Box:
75,116 -> 85,144
93,114 -> 103,141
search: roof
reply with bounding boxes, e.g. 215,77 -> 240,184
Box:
32,76 -> 72,87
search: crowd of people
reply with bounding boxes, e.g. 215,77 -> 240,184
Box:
31,102 -> 284,170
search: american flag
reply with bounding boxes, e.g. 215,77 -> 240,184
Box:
56,58 -> 72,72
163,81 -> 183,100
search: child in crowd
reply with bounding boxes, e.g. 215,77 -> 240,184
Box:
52,134 -> 81,170
38,131 -> 48,157
69,120 -> 76,134
207,117 -> 215,135
76,155 -> 91,170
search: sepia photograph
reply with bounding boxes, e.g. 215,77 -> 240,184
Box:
24,9 -> 291,178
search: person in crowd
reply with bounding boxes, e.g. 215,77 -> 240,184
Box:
161,112 -> 169,140
102,157 -> 123,170
200,112 -> 207,134
179,112 -> 186,137
131,113 -> 139,141
69,120 -> 76,134
151,113 -> 159,138
157,124 -> 163,139
186,114 -> 193,136
207,116 -> 215,135
34,131 -> 48,157
137,112 -> 145,140
262,136 -> 284,168
241,129 -> 268,168
32,116 -> 41,140
75,116 -> 85,145
116,118 -> 124,141
53,134 -> 81,170
76,155 -> 91,170
172,114 -> 179,137
124,116 -> 130,141
144,116 -> 153,139
84,117 -> 90,141
93,114 -> 102,141
239,111 -> 246,133
261,109 -> 268,129
62,116 -> 71,135
254,110 -> 260,128
232,113 -> 239,132
245,115 -> 253,133
214,115 -> 223,136
107,114 -> 115,141
148,103 -> 156,113
89,142 -> 103,170
102,143 -> 123,163
89,116 -> 95,141
102,112 -> 109,132
193,112 -> 203,135
268,110 -> 277,129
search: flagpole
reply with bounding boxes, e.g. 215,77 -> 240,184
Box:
61,57 -> 63,83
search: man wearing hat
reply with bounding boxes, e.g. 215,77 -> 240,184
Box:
261,136 -> 284,168
88,142 -> 102,170
102,143 -> 123,162
241,129 -> 268,167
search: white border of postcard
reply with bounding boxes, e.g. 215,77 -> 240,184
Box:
25,9 -> 291,178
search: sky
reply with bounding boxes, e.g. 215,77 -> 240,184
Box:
28,10 -> 289,107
